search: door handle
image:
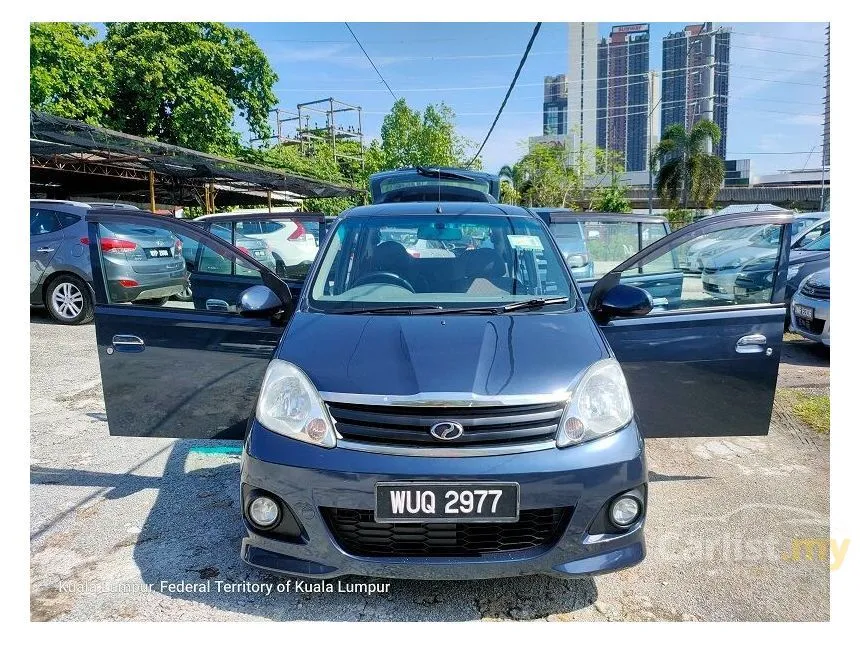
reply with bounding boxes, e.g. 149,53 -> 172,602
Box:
736,334 -> 767,354
205,299 -> 230,313
36,247 -> 55,253
111,335 -> 145,353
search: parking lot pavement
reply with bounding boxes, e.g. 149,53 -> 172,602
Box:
30,310 -> 830,621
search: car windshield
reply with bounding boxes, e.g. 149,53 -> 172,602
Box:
802,232 -> 830,252
308,213 -> 573,312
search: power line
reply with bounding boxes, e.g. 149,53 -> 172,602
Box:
344,23 -> 397,101
468,22 -> 542,167
274,59 -> 824,96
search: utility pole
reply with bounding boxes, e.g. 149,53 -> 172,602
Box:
702,28 -> 717,156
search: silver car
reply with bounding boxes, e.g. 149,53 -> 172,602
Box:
30,200 -> 187,324
790,268 -> 830,346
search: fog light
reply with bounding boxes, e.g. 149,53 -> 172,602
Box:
248,496 -> 281,529
609,496 -> 641,527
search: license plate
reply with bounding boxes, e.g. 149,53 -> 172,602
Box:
146,247 -> 171,258
252,249 -> 266,258
375,482 -> 520,523
795,304 -> 814,320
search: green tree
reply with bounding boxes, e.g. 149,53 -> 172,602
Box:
499,180 -> 520,205
511,141 -> 583,208
589,149 -> 631,212
374,99 -> 479,169
651,120 -> 725,209
30,23 -> 113,124
101,22 -> 278,155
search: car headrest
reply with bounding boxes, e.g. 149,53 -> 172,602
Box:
372,240 -> 411,273
462,248 -> 505,279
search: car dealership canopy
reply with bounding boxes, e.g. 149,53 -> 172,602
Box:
30,111 -> 359,210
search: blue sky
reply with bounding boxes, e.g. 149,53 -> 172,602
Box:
232,22 -> 827,177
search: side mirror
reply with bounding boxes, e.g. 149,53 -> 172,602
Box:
595,284 -> 653,319
238,285 -> 284,318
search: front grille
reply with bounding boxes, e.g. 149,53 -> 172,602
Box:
322,507 -> 572,557
800,282 -> 830,300
326,401 -> 565,447
702,281 -> 724,294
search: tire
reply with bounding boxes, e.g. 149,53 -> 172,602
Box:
44,274 -> 93,325
134,296 -> 169,307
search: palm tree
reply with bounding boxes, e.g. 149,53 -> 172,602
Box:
651,120 -> 725,209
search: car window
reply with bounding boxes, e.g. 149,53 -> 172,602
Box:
582,221 -> 640,279
94,217 -> 267,314
621,223 -> 785,311
797,221 -> 829,248
30,209 -> 63,236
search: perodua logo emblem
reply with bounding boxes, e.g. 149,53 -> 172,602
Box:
430,421 -> 464,441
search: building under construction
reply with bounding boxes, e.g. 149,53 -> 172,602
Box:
256,98 -> 365,170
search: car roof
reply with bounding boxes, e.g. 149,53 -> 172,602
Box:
369,167 -> 498,183
339,201 -> 537,219
196,211 -> 325,221
531,208 -> 670,224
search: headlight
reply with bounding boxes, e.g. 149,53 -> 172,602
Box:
787,264 -> 802,280
256,359 -> 336,448
556,359 -> 634,447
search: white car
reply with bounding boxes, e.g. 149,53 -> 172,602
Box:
197,214 -> 318,274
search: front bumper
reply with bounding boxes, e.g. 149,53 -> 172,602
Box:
240,419 -> 647,580
701,269 -> 741,301
789,292 -> 830,345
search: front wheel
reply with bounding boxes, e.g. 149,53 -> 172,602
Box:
45,275 -> 93,325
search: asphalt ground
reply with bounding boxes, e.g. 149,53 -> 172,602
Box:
30,308 -> 830,621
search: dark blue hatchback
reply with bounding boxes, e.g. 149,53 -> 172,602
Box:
85,202 -> 793,580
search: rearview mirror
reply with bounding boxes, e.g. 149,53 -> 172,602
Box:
595,284 -> 653,319
238,285 -> 284,318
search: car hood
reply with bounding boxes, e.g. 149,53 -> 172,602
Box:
704,246 -> 775,270
277,309 -> 608,397
790,248 -> 830,264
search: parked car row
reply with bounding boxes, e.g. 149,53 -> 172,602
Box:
30,200 -> 187,324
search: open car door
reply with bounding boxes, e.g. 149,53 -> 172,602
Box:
85,211 -> 294,439
586,211 -> 795,438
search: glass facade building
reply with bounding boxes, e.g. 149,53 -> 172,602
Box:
543,75 -> 568,136
661,23 -> 730,160
597,24 -> 650,172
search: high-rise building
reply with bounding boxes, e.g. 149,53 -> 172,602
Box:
597,24 -> 650,172
567,22 -> 599,166
542,75 -> 568,136
823,24 -> 830,168
661,22 -> 730,159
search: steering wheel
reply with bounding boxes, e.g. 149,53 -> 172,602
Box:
352,272 -> 415,292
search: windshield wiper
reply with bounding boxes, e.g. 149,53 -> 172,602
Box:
339,305 -> 447,315
340,297 -> 569,316
415,166 -> 476,182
